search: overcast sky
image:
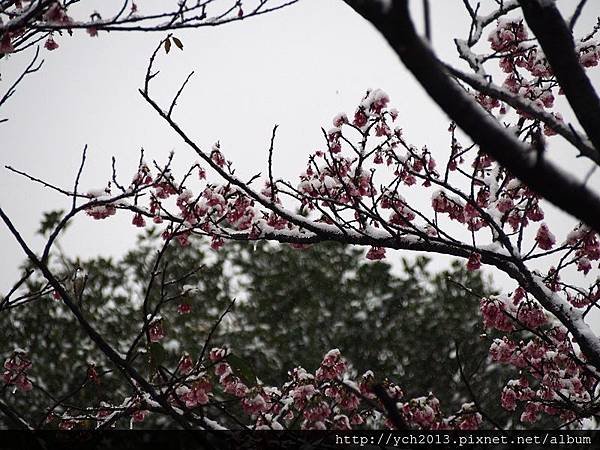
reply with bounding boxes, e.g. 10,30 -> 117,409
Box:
2,0 -> 600,324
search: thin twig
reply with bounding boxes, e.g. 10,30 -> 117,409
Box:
267,124 -> 279,202
72,145 -> 88,210
168,71 -> 194,117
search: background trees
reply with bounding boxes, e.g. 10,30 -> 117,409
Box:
3,219 -> 518,428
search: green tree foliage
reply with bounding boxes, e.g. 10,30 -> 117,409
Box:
2,224 -> 518,427
223,242 -> 509,423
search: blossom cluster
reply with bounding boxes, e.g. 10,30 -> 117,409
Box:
0,1 -> 73,54
482,18 -> 600,137
482,290 -> 598,424
3,349 -> 32,393
12,347 -> 481,431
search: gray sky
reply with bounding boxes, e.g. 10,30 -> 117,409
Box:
2,0 -> 600,326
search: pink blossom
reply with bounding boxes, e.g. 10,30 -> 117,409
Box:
353,110 -> 368,128
517,302 -> 547,329
44,37 -> 59,51
292,384 -> 315,407
366,246 -> 386,260
148,320 -> 165,342
512,287 -> 526,304
182,380 -> 211,407
132,213 -> 145,227
500,387 -> 517,411
304,401 -> 331,423
480,298 -> 514,332
332,113 -> 348,127
241,393 -> 268,416
209,347 -> 227,362
489,337 -> 516,363
315,349 -> 346,381
535,223 -> 556,250
457,412 -> 482,430
223,378 -> 248,397
520,402 -> 541,424
86,204 -> 116,220
214,362 -> 232,379
43,3 -> 72,23
211,143 -> 226,167
466,252 -> 481,271
375,124 -> 390,137
177,303 -> 192,315
3,351 -> 33,392
132,410 -> 148,423
577,257 -> 592,275
178,354 -> 194,374
211,236 -> 224,251
14,373 -> 33,392
495,197 -> 513,213
526,203 -> 544,221
87,364 -> 100,384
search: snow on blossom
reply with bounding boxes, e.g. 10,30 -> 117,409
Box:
177,303 -> 192,315
209,347 -> 228,362
332,113 -> 348,127
315,349 -> 346,381
178,354 -> 194,374
181,378 -> 212,407
148,319 -> 165,342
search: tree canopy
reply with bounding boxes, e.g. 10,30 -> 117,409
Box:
3,222 -> 521,428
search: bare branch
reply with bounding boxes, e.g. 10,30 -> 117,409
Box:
569,0 -> 588,31
267,124 -> 278,202
168,71 -> 195,118
0,207 -> 206,434
0,46 -> 44,117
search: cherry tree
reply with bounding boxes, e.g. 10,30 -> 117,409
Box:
2,0 -> 600,431
0,0 -> 296,123
0,0 -> 296,54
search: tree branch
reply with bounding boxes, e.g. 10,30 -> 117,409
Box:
0,398 -> 33,430
447,65 -> 600,165
336,0 -> 600,370
519,0 -> 600,160
0,207 -> 206,434
342,0 -> 600,236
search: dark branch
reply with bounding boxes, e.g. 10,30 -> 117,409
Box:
341,0 -> 600,369
342,0 -> 600,235
447,65 -> 600,165
372,384 -> 408,430
519,0 -> 600,162
0,207 -> 205,434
